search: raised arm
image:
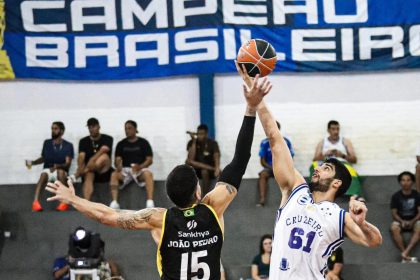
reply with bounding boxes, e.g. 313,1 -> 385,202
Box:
203,75 -> 271,217
344,196 -> 382,247
45,180 -> 165,240
257,101 -> 305,193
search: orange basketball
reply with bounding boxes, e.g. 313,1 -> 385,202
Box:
237,39 -> 277,77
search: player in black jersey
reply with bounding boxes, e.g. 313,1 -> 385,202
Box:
46,75 -> 273,280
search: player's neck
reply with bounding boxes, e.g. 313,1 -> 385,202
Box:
312,191 -> 335,203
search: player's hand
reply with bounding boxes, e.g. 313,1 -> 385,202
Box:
131,163 -> 141,173
186,131 -> 197,140
45,179 -> 76,204
235,60 -> 253,89
349,195 -> 367,226
326,271 -> 340,280
243,74 -> 272,109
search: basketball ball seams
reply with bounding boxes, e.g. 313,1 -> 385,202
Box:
249,43 -> 271,73
237,39 -> 277,77
240,46 -> 272,71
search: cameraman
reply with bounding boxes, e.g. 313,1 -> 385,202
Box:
54,227 -> 121,280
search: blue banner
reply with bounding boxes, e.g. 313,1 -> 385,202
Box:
1,0 -> 420,80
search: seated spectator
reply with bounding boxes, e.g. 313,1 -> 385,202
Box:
53,255 -> 70,280
251,234 -> 272,280
310,120 -> 362,196
390,171 -> 420,263
70,118 -> 113,201
326,247 -> 344,280
257,121 -> 294,206
26,121 -> 74,212
416,145 -> 420,192
186,124 -> 221,195
109,120 -> 155,209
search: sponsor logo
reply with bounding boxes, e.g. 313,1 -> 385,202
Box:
297,194 -> 311,205
187,220 -> 197,230
280,257 -> 290,271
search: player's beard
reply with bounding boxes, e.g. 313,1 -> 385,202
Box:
309,177 -> 334,193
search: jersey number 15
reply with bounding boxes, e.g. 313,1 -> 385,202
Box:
180,250 -> 210,280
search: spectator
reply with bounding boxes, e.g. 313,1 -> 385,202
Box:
257,121 -> 294,206
311,120 -> 362,196
53,255 -> 70,280
251,234 -> 272,280
326,247 -> 344,280
71,118 -> 113,201
390,171 -> 420,263
186,124 -> 221,195
109,120 -> 154,209
26,121 -> 74,212
416,145 -> 420,192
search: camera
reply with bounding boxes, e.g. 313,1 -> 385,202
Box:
68,226 -> 104,269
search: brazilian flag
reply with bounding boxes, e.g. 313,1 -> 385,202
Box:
309,160 -> 362,196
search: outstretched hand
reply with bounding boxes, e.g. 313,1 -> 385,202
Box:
243,74 -> 272,109
235,60 -> 253,89
45,179 -> 76,205
349,196 -> 367,226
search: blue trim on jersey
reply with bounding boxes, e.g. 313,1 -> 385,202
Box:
322,238 -> 344,258
280,184 -> 309,210
339,209 -> 346,239
275,184 -> 308,224
320,264 -> 328,277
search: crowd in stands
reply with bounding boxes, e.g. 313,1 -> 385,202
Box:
24,117 -> 420,278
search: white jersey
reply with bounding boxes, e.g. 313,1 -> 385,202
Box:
270,184 -> 346,280
322,136 -> 347,161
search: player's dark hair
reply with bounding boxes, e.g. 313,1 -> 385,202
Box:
327,120 -> 340,129
259,234 -> 272,255
397,171 -> 415,183
197,124 -> 208,132
166,165 -> 198,208
325,158 -> 351,198
53,121 -> 65,132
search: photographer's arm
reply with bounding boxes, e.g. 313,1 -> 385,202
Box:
45,180 -> 165,231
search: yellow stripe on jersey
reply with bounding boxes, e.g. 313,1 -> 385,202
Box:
156,209 -> 168,277
202,203 -> 224,240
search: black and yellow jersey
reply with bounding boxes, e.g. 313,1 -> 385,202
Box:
157,203 -> 224,280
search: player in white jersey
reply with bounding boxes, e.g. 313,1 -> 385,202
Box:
236,64 -> 382,280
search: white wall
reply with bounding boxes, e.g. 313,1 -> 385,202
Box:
0,70 -> 419,184
0,77 -> 200,184
215,71 -> 420,177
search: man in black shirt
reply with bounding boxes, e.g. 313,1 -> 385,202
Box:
109,120 -> 154,209
186,124 -> 221,196
390,171 -> 420,263
71,118 -> 113,201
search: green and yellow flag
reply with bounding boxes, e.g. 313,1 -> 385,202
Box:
0,0 -> 15,80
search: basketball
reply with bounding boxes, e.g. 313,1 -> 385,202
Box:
237,39 -> 277,77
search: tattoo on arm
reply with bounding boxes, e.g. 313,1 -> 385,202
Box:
116,208 -> 156,229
